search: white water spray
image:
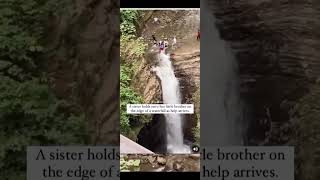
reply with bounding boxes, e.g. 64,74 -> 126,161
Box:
152,52 -> 190,153
201,0 -> 244,145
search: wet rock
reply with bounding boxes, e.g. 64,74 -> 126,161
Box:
153,167 -> 165,172
137,114 -> 167,153
173,162 -> 183,171
189,154 -> 200,160
213,0 -> 320,176
157,156 -> 167,165
147,156 -> 156,163
47,0 -> 120,145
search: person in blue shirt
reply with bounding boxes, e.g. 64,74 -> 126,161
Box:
159,41 -> 165,53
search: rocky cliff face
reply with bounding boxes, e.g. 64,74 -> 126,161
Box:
131,10 -> 200,105
172,50 -> 200,142
46,0 -> 119,145
129,52 -> 162,104
210,1 -> 320,179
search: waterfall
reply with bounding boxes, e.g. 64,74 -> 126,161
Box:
201,0 -> 245,146
152,52 -> 190,153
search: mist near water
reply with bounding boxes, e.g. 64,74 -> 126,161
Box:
201,0 -> 245,146
152,52 -> 190,153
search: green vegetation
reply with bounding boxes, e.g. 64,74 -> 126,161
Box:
289,85 -> 320,180
120,65 -> 144,133
120,155 -> 141,172
120,10 -> 150,139
0,1 -> 87,179
120,10 -> 139,37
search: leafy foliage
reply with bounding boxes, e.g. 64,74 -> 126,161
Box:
0,78 -> 86,180
120,65 -> 144,133
120,155 -> 141,172
120,10 -> 139,36
0,1 -> 86,180
289,85 -> 320,180
120,36 -> 147,67
0,0 -> 70,81
120,10 -> 150,137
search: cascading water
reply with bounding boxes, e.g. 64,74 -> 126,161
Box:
152,52 -> 190,153
201,0 -> 245,146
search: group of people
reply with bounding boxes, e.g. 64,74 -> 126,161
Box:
152,35 -> 169,53
151,29 -> 200,53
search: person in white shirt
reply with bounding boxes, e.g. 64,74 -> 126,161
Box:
172,36 -> 177,49
153,17 -> 159,24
